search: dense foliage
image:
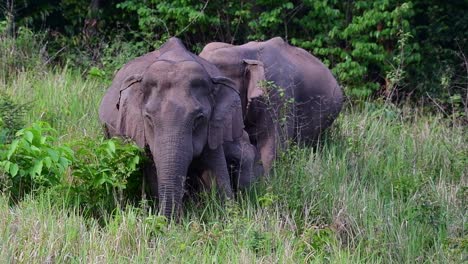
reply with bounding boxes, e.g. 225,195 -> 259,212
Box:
2,0 -> 467,111
0,120 -> 145,214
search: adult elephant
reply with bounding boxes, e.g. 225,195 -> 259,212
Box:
99,38 -> 258,218
200,37 -> 344,172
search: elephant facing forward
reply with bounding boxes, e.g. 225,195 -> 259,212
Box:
200,37 -> 344,172
99,38 -> 259,218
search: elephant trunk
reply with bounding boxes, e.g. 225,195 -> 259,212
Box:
151,134 -> 192,219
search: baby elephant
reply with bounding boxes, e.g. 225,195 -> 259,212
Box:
99,37 -> 261,218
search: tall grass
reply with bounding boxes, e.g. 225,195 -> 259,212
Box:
0,22 -> 46,83
1,67 -> 105,141
1,23 -> 106,141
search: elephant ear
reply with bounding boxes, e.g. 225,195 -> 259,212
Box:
116,74 -> 146,148
243,59 -> 266,112
208,77 -> 244,150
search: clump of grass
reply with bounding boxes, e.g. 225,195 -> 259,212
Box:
0,66 -> 105,141
0,92 -> 27,143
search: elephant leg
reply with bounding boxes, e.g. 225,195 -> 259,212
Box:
201,145 -> 234,199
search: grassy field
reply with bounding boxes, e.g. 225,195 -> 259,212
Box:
0,65 -> 466,263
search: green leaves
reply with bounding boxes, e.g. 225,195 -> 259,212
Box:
70,136 -> 145,212
24,131 -> 34,143
107,140 -> 116,154
0,120 -> 145,214
0,121 -> 74,197
9,163 -> 19,177
88,66 -> 106,79
1,161 -> 19,177
291,0 -> 418,98
6,140 -> 19,160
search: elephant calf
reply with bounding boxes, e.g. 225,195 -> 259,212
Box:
99,38 -> 261,218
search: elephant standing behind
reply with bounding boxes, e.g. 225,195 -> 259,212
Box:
99,38 -> 259,218
200,37 -> 344,172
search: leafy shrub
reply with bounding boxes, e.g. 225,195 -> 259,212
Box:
69,137 -> 145,214
116,0 -> 222,49
0,122 -> 73,199
248,230 -> 276,255
290,1 -> 419,97
0,120 -> 146,215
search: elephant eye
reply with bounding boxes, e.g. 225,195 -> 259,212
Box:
193,112 -> 205,129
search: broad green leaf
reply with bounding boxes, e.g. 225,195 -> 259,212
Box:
32,159 -> 44,176
15,129 -> 24,137
3,160 -> 11,172
59,157 -> 70,168
7,140 -> 19,160
105,148 -> 113,157
30,128 -> 41,144
30,145 -> 41,152
10,163 -> 18,177
44,157 -> 52,169
25,131 -> 34,143
133,155 -> 140,165
108,140 -> 116,154
94,175 -> 107,186
47,149 -> 59,162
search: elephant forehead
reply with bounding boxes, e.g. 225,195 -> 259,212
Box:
146,60 -> 209,85
175,60 -> 209,76
148,60 -> 206,74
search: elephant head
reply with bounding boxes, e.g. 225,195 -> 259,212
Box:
99,38 -> 244,218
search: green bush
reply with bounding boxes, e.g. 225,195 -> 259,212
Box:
98,37 -> 146,80
69,137 -> 145,214
0,122 -> 73,199
289,1 -> 420,97
0,120 -> 145,214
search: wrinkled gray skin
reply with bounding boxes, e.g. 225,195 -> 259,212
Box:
99,38 -> 259,218
200,37 -> 344,172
